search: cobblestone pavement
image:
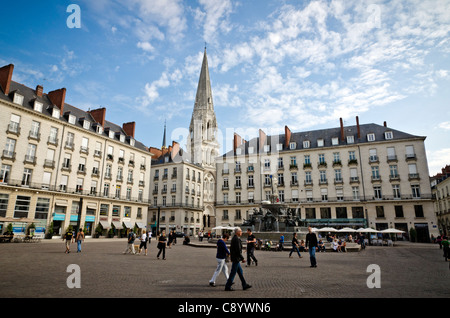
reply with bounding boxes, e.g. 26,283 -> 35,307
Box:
0,238 -> 449,299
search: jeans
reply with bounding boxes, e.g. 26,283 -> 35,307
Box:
309,247 -> 317,266
289,245 -> 301,257
77,240 -> 82,252
225,262 -> 247,289
247,247 -> 257,264
210,258 -> 229,283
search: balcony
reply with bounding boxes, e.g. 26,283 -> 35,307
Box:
80,146 -> 89,155
1,150 -> 16,161
6,122 -> 20,136
28,130 -> 40,142
43,159 -> 55,169
369,155 -> 379,164
405,153 -> 416,161
349,177 -> 359,183
386,155 -> 398,163
408,173 -> 420,181
94,150 -> 102,158
317,162 -> 327,169
348,159 -> 358,166
24,155 -> 37,165
64,141 -> 74,151
389,174 -> 400,182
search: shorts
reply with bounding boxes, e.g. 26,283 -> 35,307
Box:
139,241 -> 147,249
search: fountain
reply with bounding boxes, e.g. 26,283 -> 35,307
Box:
241,176 -> 308,243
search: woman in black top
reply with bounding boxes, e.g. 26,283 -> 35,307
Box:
157,230 -> 167,260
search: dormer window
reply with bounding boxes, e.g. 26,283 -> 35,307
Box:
276,143 -> 283,151
34,101 -> 43,112
83,120 -> 90,130
119,134 -> 125,143
384,131 -> 393,140
236,148 -> 242,155
68,114 -> 76,124
263,145 -> 270,152
289,142 -> 296,150
129,138 -> 135,147
367,133 -> 375,142
52,108 -> 60,118
303,140 -> 310,148
347,136 -> 354,144
96,125 -> 103,134
248,147 -> 254,154
13,92 -> 24,105
317,139 -> 324,147
108,130 -> 114,139
331,137 -> 339,146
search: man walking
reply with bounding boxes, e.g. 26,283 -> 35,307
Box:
246,228 -> 258,266
225,228 -> 252,291
76,228 -> 84,253
123,229 -> 136,254
63,227 -> 74,253
305,226 -> 318,268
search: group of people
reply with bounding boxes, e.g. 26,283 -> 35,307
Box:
208,226 -> 321,291
63,227 -> 85,253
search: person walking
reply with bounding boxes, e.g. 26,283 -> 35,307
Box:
225,228 -> 252,291
123,229 -> 136,254
168,230 -> 174,249
278,234 -> 285,251
442,236 -> 449,262
157,230 -> 167,260
246,228 -> 258,266
138,230 -> 148,256
289,232 -> 302,258
209,233 -> 230,287
63,227 -> 74,253
305,226 -> 318,268
76,228 -> 84,253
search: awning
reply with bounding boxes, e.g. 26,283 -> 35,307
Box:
112,221 -> 123,229
136,222 -> 146,229
123,221 -> 133,229
99,220 -> 110,229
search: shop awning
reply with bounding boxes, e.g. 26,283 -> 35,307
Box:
136,222 -> 146,229
112,221 -> 123,229
99,220 -> 110,229
123,221 -> 133,229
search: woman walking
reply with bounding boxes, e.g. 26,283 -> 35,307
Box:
157,230 -> 167,260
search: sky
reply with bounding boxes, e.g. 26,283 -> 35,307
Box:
0,0 -> 449,175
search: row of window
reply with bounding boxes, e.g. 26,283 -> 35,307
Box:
218,184 -> 423,204
0,193 -> 142,220
236,131 -> 396,155
227,145 -> 417,171
219,204 -> 424,221
10,97 -> 135,146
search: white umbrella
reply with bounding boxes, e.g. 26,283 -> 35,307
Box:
360,228 -> 379,233
337,227 -> 357,232
317,227 -> 338,232
380,228 -> 405,234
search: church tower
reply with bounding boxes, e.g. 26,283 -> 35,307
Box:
188,48 -> 219,229
188,48 -> 219,171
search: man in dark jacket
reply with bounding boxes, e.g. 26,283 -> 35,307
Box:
305,226 -> 318,267
225,228 -> 252,291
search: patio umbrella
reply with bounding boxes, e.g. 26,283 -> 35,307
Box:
317,227 -> 338,232
380,228 -> 405,234
337,227 -> 357,232
361,228 -> 379,233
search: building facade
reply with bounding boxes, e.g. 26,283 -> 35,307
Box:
0,64 -> 152,237
215,118 -> 439,242
431,165 -> 450,236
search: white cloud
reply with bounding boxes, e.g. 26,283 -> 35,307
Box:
137,41 -> 155,53
195,0 -> 235,43
438,122 -> 450,130
427,148 -> 450,176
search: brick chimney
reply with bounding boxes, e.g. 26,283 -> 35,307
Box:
47,88 -> 66,116
383,121 -> 387,127
356,116 -> 360,139
36,85 -> 43,97
340,118 -> 345,141
233,133 -> 242,154
0,64 -> 14,95
284,125 -> 291,149
259,129 -> 267,151
171,141 -> 180,161
88,107 -> 106,127
122,122 -> 136,138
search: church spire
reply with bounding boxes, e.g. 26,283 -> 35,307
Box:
161,120 -> 167,149
194,47 -> 214,111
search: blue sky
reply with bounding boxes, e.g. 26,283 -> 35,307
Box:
1,0 -> 449,175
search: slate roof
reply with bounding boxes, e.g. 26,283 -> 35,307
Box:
223,123 -> 424,158
0,81 -> 149,152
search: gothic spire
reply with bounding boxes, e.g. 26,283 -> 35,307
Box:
194,48 -> 214,111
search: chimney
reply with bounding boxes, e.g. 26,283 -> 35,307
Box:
259,129 -> 267,151
284,125 -> 291,149
233,133 -> 242,154
36,85 -> 43,97
356,116 -> 361,139
89,107 -> 106,127
171,141 -> 180,161
122,122 -> 136,138
0,64 -> 14,95
47,88 -> 66,116
383,121 -> 387,127
340,118 -> 345,141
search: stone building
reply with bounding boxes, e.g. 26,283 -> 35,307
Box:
0,64 -> 152,237
431,165 -> 450,236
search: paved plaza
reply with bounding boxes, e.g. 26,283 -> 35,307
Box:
0,238 -> 449,299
